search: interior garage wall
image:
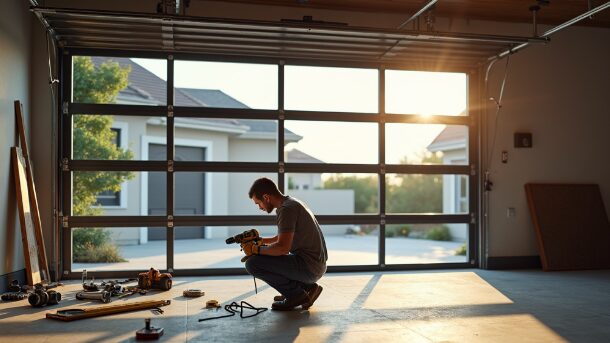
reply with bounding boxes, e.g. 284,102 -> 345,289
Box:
0,0 -> 32,284
482,24 -> 610,265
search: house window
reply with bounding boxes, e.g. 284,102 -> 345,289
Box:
95,127 -> 124,207
455,175 -> 468,213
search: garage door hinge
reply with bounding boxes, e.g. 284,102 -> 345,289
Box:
168,160 -> 174,172
278,162 -> 285,173
167,215 -> 174,228
470,213 -> 476,224
62,101 -> 69,115
167,105 -> 174,118
62,216 -> 69,228
380,164 -> 386,174
470,164 -> 476,176
61,158 -> 70,171
380,214 -> 386,225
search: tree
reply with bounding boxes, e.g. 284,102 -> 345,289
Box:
386,153 -> 443,213
72,56 -> 133,216
323,174 -> 377,213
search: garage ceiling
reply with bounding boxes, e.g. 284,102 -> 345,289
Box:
211,0 -> 610,27
32,1 -> 609,70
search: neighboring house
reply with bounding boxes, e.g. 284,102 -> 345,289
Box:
90,57 -> 353,244
427,125 -> 468,242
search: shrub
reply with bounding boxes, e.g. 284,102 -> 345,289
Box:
455,244 -> 467,256
73,228 -> 126,263
73,242 -> 126,263
385,225 -> 410,238
425,225 -> 452,241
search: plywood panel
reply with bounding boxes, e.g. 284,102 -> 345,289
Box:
12,147 -> 42,285
525,183 -> 610,271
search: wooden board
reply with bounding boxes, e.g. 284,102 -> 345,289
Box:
14,100 -> 50,282
525,183 -> 610,271
46,300 -> 171,321
11,147 -> 42,285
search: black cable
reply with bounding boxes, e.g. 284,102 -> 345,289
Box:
198,301 -> 267,322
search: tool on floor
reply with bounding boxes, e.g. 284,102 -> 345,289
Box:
138,268 -> 173,291
183,289 -> 205,297
1,280 -> 29,301
28,284 -> 61,307
136,318 -> 164,340
46,299 -> 171,322
76,290 -> 112,303
205,299 -> 220,308
198,301 -> 267,322
2,292 -> 28,301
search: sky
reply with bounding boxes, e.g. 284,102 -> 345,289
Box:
132,58 -> 467,164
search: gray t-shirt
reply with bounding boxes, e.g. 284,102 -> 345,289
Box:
276,196 -> 328,275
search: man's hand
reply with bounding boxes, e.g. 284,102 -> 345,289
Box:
241,241 -> 260,256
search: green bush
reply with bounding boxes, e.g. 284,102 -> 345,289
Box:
385,225 -> 410,238
425,225 -> 452,241
73,228 -> 126,263
74,242 -> 126,263
455,244 -> 467,256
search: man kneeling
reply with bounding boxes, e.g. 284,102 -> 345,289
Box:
241,177 -> 327,311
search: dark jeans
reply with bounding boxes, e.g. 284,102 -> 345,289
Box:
245,254 -> 325,299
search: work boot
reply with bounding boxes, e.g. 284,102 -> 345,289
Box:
271,291 -> 309,311
302,283 -> 323,310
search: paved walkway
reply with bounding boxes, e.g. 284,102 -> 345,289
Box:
73,235 -> 467,271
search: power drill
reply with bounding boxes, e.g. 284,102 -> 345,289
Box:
225,229 -> 261,245
226,229 -> 263,262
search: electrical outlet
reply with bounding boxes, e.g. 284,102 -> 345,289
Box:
507,207 -> 516,218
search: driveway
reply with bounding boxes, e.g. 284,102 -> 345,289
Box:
73,235 -> 467,272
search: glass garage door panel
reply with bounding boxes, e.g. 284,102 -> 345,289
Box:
286,173 -> 378,214
385,123 -> 469,165
385,174 -> 469,214
72,56 -> 167,105
385,223 -> 468,264
385,70 -> 467,116
285,65 -> 378,113
174,60 -> 278,110
71,227 -> 166,272
284,121 -> 378,164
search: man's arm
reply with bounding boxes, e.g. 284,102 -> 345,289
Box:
261,235 -> 278,245
259,231 -> 293,256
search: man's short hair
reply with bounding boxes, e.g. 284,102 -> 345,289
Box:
249,177 -> 281,199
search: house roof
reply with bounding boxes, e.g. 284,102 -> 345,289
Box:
427,125 -> 468,152
286,148 -> 325,164
90,57 -> 301,141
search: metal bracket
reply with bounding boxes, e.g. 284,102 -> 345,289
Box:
278,162 -> 285,174
168,160 -> 174,172
470,213 -> 476,224
380,214 -> 386,225
470,164 -> 476,176
61,158 -> 70,171
167,215 -> 174,228
278,110 -> 285,120
167,105 -> 174,118
168,54 -> 174,61
62,216 -> 69,228
62,101 -> 69,115
380,164 -> 386,174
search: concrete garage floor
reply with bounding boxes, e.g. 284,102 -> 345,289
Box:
1,269 -> 610,342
